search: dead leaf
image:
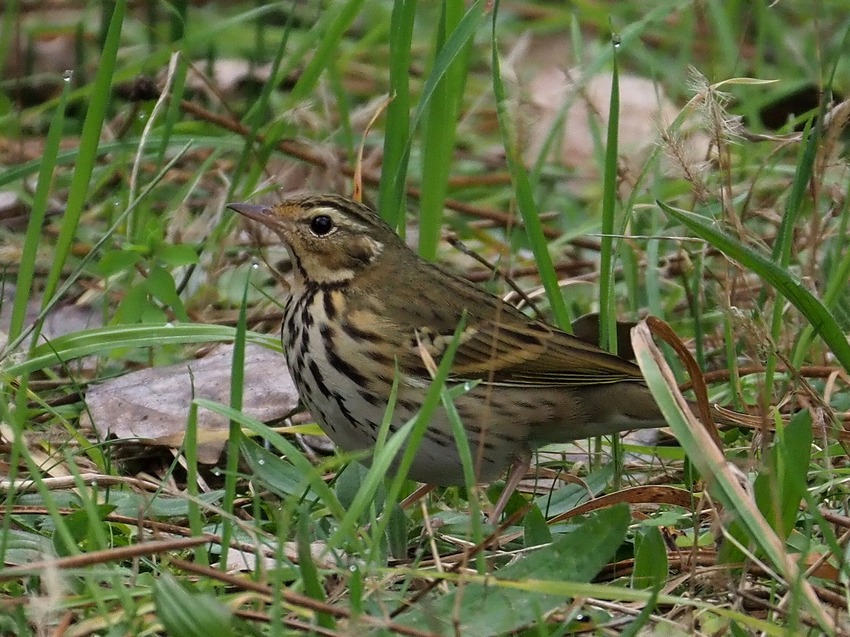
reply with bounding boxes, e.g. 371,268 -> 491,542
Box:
83,343 -> 299,464
549,485 -> 699,525
0,284 -> 103,353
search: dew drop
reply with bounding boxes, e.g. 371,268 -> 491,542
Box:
257,458 -> 265,466
251,261 -> 260,270
612,33 -> 621,48
62,69 -> 74,82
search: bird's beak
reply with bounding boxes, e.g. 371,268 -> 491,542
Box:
227,202 -> 272,225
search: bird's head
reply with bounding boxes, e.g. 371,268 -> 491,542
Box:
229,195 -> 402,286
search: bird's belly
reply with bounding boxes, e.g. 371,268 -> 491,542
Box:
285,346 -> 518,485
282,291 -> 526,486
293,367 -> 518,486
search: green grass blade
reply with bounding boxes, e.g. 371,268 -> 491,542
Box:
632,321 -> 834,633
183,401 -> 208,567
491,1 -> 571,330
40,0 -> 126,312
598,36 -> 620,353
599,34 -> 623,486
8,78 -> 70,342
219,269 -> 251,570
377,0 -> 416,228
417,0 -> 472,260
383,0 -> 485,229
2,325 -> 280,378
287,0 -> 365,104
659,201 -> 850,372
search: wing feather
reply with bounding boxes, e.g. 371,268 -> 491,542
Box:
382,259 -> 645,389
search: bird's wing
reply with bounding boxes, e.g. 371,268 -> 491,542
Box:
387,260 -> 645,388
398,302 -> 643,388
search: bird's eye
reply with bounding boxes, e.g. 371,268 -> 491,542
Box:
309,214 -> 334,236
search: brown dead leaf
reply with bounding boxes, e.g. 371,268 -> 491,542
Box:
83,343 -> 298,463
549,485 -> 698,525
0,284 -> 103,355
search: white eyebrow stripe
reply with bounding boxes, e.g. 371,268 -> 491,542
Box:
314,206 -> 369,232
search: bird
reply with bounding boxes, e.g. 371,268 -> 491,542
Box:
228,194 -> 692,522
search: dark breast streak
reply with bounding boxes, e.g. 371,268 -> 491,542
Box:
282,285 -> 385,444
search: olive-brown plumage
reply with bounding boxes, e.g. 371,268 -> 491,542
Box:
230,195 -> 670,519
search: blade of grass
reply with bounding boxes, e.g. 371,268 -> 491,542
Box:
764,117 -> 817,399
632,320 -> 834,633
490,0 -> 571,330
599,33 -> 622,486
382,0 -> 485,230
598,33 -> 620,353
2,324 -> 280,378
38,0 -> 127,334
417,0 -> 473,260
659,201 -> 850,373
8,76 -> 71,343
219,266 -> 251,570
184,400 -> 208,567
377,0 -> 416,228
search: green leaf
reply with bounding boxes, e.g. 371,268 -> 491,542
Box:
241,439 -> 319,500
386,503 -> 409,560
536,464 -> 613,518
113,283 -> 148,324
401,504 -> 630,637
146,265 -> 190,322
96,249 -> 143,277
754,410 -> 812,540
154,575 -> 234,637
157,244 -> 200,267
335,462 -> 369,512
632,526 -> 668,590
522,503 -> 551,547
